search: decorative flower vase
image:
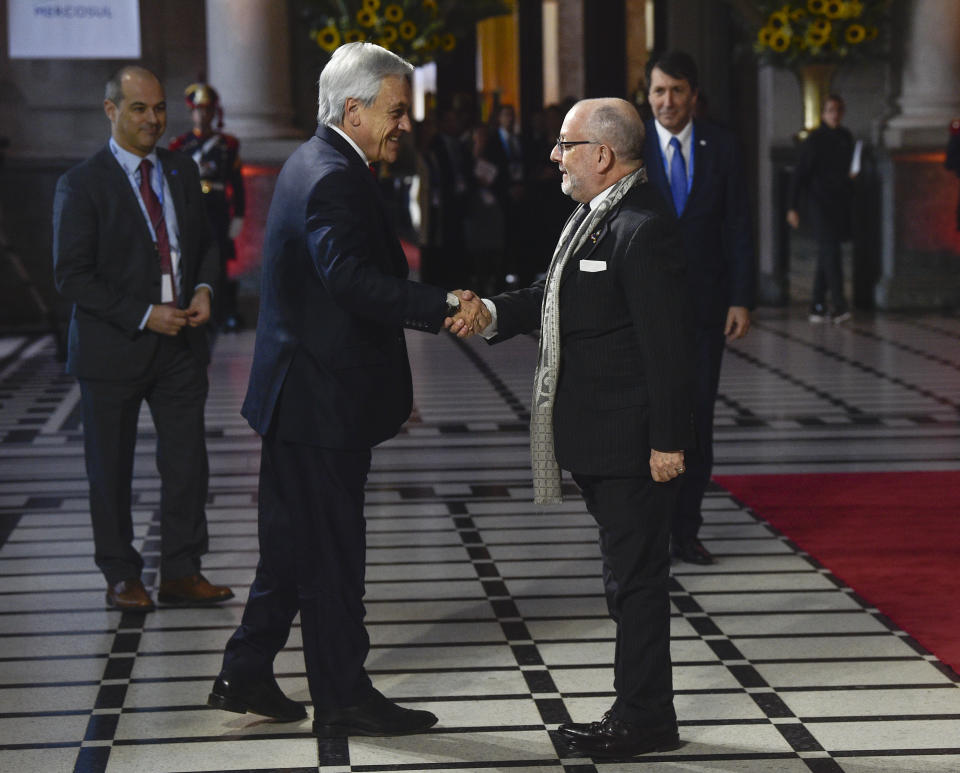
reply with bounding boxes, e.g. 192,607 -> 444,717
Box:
796,62 -> 838,140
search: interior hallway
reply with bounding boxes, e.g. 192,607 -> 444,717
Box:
1,307 -> 959,772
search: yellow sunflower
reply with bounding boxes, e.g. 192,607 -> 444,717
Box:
805,29 -> 830,47
824,1 -> 845,19
758,26 -> 773,46
845,23 -> 866,43
423,0 -> 438,12
363,0 -> 380,9
381,25 -> 398,44
399,20 -> 417,39
316,24 -> 341,52
791,8 -> 807,21
440,32 -> 456,51
770,31 -> 791,52
865,25 -> 878,40
343,29 -> 366,43
384,4 -> 403,22
768,10 -> 789,29
808,0 -> 827,13
357,8 -> 376,27
810,18 -> 831,34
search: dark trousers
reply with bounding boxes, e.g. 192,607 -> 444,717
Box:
78,336 -> 209,585
812,235 -> 846,313
573,472 -> 678,728
673,324 -> 725,544
221,423 -> 374,711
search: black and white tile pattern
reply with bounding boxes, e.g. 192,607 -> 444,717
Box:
1,310 -> 959,772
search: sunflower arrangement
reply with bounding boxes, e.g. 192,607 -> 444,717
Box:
748,0 -> 889,66
302,0 -> 511,65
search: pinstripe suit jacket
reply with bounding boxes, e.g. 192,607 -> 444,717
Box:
489,180 -> 695,477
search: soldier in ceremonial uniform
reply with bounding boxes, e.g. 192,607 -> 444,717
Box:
170,83 -> 246,330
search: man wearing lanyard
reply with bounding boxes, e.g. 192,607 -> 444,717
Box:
641,50 -> 756,566
53,65 -> 233,611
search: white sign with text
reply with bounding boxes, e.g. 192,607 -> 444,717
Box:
8,0 -> 140,59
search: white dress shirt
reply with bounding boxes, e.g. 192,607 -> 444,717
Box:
110,138 -> 188,328
654,119 -> 694,186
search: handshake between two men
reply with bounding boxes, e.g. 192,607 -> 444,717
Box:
445,289 -> 492,339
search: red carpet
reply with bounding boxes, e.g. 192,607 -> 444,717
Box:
714,471 -> 960,675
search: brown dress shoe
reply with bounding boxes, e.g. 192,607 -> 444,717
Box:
106,579 -> 155,611
157,573 -> 234,605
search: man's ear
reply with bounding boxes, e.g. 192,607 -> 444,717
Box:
104,99 -> 117,123
596,143 -> 615,174
344,97 -> 362,127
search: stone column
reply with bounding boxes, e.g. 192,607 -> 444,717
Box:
883,0 -> 960,148
205,0 -> 296,140
876,0 -> 960,309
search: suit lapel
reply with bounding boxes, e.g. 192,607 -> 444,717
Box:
158,149 -> 188,241
99,146 -> 158,255
560,212 -> 611,287
317,126 -> 409,279
687,120 -> 710,206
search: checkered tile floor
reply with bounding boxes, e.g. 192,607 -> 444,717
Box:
1,309 -> 959,772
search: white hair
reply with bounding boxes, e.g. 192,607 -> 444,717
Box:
316,42 -> 414,126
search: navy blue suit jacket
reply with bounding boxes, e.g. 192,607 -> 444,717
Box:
642,119 -> 755,327
53,145 -> 217,379
242,125 -> 449,449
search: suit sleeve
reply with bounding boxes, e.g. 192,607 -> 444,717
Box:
722,138 -> 756,310
306,168 -> 447,331
620,215 -> 695,452
52,173 -> 150,336
486,280 -> 546,343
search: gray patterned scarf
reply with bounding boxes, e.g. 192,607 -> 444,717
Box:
530,165 -> 648,504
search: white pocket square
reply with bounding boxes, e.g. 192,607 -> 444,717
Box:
579,259 -> 607,272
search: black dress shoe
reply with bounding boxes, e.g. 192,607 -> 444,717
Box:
207,674 -> 306,721
672,538 -> 715,565
567,714 -> 680,759
558,709 -> 614,740
312,688 -> 438,737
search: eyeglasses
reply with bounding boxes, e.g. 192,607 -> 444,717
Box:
555,138 -> 598,154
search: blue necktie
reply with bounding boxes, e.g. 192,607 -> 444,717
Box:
669,136 -> 688,215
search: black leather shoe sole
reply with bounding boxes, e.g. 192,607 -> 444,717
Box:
571,730 -> 680,759
312,717 -> 437,737
207,690 -> 247,714
207,678 -> 306,721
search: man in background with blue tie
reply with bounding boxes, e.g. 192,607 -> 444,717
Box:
641,50 -> 756,565
53,66 -> 233,611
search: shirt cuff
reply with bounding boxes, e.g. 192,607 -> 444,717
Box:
139,305 -> 153,330
480,298 -> 498,339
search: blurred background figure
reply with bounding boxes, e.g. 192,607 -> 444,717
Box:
787,94 -> 857,324
945,118 -> 960,231
464,123 -> 505,294
170,82 -> 246,332
525,104 -> 574,280
423,106 -> 473,288
482,104 -> 533,288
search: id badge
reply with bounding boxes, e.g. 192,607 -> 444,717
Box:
161,273 -> 174,303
